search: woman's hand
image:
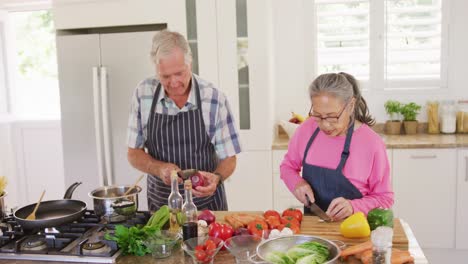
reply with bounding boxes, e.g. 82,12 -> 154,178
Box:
155,162 -> 181,185
326,197 -> 353,221
293,179 -> 315,206
191,171 -> 218,198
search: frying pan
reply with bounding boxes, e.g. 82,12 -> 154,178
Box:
13,182 -> 87,230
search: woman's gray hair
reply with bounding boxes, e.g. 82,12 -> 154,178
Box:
309,72 -> 375,126
150,30 -> 192,66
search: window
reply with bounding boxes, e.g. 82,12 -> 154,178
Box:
315,0 -> 447,90
8,9 -> 59,118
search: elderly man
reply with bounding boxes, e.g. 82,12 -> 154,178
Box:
127,30 -> 241,211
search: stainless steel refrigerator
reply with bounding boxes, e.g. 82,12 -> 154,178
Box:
56,29 -> 160,210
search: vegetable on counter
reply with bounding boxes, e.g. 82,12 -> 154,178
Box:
208,222 -> 234,242
282,208 -> 303,223
198,209 -> 216,225
367,208 -> 394,230
247,219 -> 268,237
266,241 -> 330,264
104,205 -> 170,256
340,212 -> 371,238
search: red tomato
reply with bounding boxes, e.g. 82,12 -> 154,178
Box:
281,222 -> 300,234
265,215 -> 281,229
247,220 -> 268,237
281,216 -> 300,227
208,222 -> 234,241
264,210 -> 281,220
204,239 -> 216,252
282,208 -> 303,222
195,250 -> 207,262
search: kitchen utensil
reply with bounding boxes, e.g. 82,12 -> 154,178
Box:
143,230 -> 181,259
89,185 -> 142,221
254,235 -> 341,264
224,235 -> 263,264
305,195 -> 332,222
123,174 -> 145,196
14,182 -> 86,230
177,169 -> 198,180
0,191 -> 7,220
25,190 -> 46,220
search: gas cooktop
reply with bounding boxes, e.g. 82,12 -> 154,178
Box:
0,210 -> 150,263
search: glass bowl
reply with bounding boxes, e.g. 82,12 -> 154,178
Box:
143,230 -> 181,259
182,236 -> 224,264
224,235 -> 262,264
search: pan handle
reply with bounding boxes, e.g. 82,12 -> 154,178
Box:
63,182 -> 82,199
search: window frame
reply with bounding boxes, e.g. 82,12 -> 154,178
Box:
310,0 -> 449,93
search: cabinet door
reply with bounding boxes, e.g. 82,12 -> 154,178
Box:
272,150 -> 303,211
100,31 -> 158,210
393,148 -> 456,248
456,149 -> 468,249
224,151 -> 273,211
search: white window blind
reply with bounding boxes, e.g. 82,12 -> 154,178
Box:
315,0 -> 447,90
316,0 -> 370,80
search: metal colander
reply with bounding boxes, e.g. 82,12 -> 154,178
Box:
255,235 -> 342,264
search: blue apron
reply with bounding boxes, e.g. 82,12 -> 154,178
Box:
302,123 -> 363,213
145,78 -> 228,212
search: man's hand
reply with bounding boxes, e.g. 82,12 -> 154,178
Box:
326,197 -> 353,221
293,179 -> 315,206
155,162 -> 181,185
191,171 -> 219,198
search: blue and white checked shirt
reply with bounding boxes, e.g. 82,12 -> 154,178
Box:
127,74 -> 242,160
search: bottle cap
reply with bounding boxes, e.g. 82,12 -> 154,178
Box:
371,226 -> 394,248
184,179 -> 192,190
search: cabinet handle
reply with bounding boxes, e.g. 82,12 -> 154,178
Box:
465,157 -> 468,182
410,154 -> 437,159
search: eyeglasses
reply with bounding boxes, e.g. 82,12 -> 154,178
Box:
308,101 -> 350,124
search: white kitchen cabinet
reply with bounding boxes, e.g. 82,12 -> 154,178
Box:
456,149 -> 468,249
393,148 -> 456,248
272,150 -> 303,211
224,151 -> 272,211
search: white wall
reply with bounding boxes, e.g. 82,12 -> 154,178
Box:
0,121 -> 18,210
271,0 -> 468,125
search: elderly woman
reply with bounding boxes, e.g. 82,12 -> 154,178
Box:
280,72 -> 394,221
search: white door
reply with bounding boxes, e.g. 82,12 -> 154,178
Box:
100,30 -> 160,210
57,34 -> 102,206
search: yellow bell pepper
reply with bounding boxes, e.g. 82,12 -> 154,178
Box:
340,212 -> 371,238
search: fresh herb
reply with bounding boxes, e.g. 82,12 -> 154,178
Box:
104,205 -> 170,256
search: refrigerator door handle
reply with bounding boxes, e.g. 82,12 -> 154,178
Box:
100,66 -> 114,186
92,67 -> 105,187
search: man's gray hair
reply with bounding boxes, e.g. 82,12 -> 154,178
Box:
150,30 -> 192,66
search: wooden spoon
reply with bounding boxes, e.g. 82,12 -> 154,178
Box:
26,190 -> 46,220
123,175 -> 144,196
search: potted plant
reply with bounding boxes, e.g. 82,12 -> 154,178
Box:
384,100 -> 402,135
400,102 -> 422,134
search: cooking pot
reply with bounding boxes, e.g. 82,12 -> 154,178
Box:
89,185 -> 142,222
253,235 -> 342,264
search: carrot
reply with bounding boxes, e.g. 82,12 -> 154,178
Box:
340,240 -> 373,259
360,249 -> 372,264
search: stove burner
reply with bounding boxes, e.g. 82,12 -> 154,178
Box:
20,236 -> 47,251
82,241 -> 111,255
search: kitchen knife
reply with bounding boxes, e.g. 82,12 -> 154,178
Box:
305,195 -> 332,222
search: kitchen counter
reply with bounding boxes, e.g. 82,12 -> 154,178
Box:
0,217 -> 428,264
272,131 -> 468,150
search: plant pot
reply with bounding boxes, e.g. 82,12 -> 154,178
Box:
403,121 -> 418,134
385,121 -> 402,135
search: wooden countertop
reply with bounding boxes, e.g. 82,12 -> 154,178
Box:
0,211 -> 428,264
272,132 -> 468,150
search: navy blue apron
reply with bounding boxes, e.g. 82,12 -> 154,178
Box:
145,78 -> 228,212
302,123 -> 363,213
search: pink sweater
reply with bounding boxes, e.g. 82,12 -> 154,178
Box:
280,119 -> 394,215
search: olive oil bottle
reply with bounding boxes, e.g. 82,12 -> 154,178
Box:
168,171 -> 183,232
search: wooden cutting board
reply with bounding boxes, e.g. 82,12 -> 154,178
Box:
215,211 -> 408,251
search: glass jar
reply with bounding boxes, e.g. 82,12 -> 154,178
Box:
457,100 -> 468,133
427,101 -> 440,134
439,100 -> 456,134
